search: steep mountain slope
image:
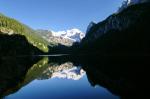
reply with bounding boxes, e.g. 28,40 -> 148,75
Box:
0,33 -> 43,56
0,14 -> 49,52
79,3 -> 150,55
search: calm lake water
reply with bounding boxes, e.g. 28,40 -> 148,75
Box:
5,74 -> 118,99
0,56 -> 121,99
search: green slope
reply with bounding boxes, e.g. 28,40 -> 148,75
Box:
0,13 -> 49,52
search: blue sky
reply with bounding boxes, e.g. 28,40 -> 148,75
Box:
0,0 -> 123,32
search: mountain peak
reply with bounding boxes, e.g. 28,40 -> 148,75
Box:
86,21 -> 96,34
52,28 -> 85,42
118,0 -> 150,12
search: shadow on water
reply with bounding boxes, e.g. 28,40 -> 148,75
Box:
47,55 -> 150,98
74,55 -> 149,99
0,55 -> 149,99
0,56 -> 42,98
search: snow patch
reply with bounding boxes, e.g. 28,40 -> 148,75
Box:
118,0 -> 150,12
52,28 -> 85,42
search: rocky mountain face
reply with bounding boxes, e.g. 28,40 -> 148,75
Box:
37,29 -> 74,46
83,3 -> 150,43
86,22 -> 96,34
79,3 -> 150,55
118,0 -> 150,12
0,27 -> 14,35
52,28 -> 85,42
37,29 -> 85,46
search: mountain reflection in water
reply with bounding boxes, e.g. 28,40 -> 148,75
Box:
0,55 -> 148,99
40,63 -> 85,80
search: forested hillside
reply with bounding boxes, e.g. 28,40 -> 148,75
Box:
0,13 -> 49,52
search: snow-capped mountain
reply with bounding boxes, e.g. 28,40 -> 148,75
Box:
127,0 -> 149,5
36,29 -> 74,46
52,28 -> 85,42
118,0 -> 150,12
127,0 -> 141,5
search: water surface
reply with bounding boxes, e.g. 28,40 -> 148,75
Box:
5,75 -> 118,99
0,56 -> 119,99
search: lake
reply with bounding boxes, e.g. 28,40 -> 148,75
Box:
0,56 -> 120,99
5,71 -> 118,99
0,55 -> 147,99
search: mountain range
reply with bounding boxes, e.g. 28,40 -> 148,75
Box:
0,13 -> 85,55
1,1 -> 150,98
37,29 -> 85,46
0,0 -> 150,56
